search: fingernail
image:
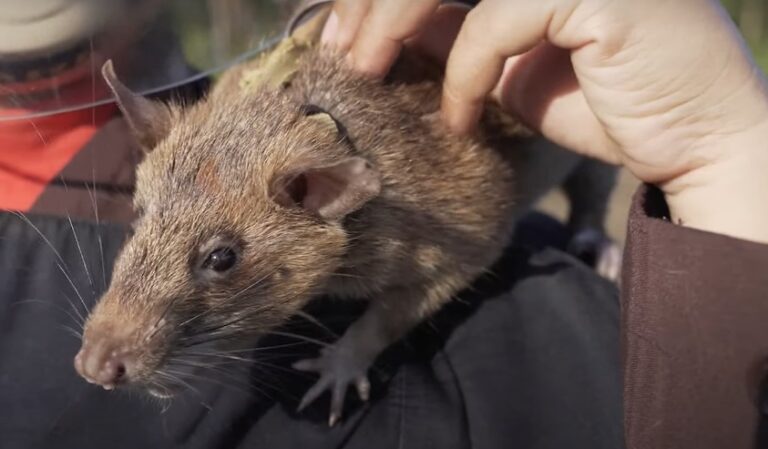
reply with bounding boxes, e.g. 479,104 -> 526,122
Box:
321,11 -> 339,46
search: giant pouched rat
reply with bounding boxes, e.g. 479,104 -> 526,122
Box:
73,3 -> 618,425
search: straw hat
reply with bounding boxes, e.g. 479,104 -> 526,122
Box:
0,0 -> 119,59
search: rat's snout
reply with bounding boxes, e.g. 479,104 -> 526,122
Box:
74,335 -> 138,389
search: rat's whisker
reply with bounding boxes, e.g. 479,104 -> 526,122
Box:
56,178 -> 96,298
154,369 -> 200,397
182,340 -> 307,355
178,302 -> 274,341
59,324 -> 84,340
13,298 -> 86,328
163,363 -> 269,399
178,331 -> 250,350
175,268 -> 276,329
293,310 -> 338,338
0,86 -> 49,146
88,35 -> 96,127
144,291 -> 199,343
264,330 -> 331,348
326,272 -> 366,280
249,358 -> 316,380
87,165 -> 109,290
62,293 -> 88,329
159,368 -> 205,397
66,211 -> 95,297
12,212 -> 91,319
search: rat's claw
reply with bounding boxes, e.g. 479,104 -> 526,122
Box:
329,382 -> 346,426
596,242 -> 623,283
355,376 -> 370,401
329,411 -> 340,428
293,345 -> 374,426
567,228 -> 623,283
296,370 -> 372,425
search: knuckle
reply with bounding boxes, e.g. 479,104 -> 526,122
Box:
460,8 -> 487,45
336,0 -> 366,17
443,76 -> 471,105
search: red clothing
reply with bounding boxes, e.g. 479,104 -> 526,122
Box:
0,103 -> 116,211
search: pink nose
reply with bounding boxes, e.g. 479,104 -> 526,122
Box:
74,340 -> 134,389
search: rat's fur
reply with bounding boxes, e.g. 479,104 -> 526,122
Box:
75,45 -> 522,410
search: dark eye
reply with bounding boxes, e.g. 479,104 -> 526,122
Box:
201,247 -> 238,272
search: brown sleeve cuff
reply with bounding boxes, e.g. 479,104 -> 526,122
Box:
622,184 -> 768,449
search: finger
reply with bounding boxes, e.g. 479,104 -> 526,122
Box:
320,10 -> 340,45
493,43 -> 619,160
329,382 -> 347,427
354,376 -> 371,402
442,0 -> 579,134
407,3 -> 470,66
540,89 -> 619,162
349,0 -> 442,77
323,0 -> 372,51
329,412 -> 340,428
298,377 -> 331,412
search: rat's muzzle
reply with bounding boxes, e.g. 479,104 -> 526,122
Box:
74,304 -> 170,391
74,336 -> 136,389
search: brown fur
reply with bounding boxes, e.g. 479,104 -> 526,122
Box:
76,45 -> 522,399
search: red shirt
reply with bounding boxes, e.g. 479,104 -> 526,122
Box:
0,102 -> 116,212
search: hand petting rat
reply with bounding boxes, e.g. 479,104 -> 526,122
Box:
326,0 -> 768,244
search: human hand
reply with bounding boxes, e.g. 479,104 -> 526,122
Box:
323,0 -> 768,243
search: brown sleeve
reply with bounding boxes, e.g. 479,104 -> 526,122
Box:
622,184 -> 768,449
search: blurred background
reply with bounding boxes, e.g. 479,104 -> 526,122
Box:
171,0 -> 293,72
724,0 -> 768,69
538,0 -> 768,243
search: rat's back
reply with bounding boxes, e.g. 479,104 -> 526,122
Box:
258,47 -> 521,300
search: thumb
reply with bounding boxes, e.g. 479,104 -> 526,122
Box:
493,43 -> 620,163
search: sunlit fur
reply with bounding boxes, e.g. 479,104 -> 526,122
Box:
80,47 -> 521,394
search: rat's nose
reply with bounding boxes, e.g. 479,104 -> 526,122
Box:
74,339 -> 134,389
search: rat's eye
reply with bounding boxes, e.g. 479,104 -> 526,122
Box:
195,237 -> 242,280
201,247 -> 238,272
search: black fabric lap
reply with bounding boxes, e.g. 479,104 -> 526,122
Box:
0,211 -> 621,449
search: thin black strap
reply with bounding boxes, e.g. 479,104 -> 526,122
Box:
284,0 -> 334,39
284,0 -> 477,39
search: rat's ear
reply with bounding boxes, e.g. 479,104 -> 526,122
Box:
102,60 -> 172,150
272,157 -> 381,221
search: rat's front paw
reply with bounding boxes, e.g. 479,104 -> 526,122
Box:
567,228 -> 623,283
293,344 -> 373,426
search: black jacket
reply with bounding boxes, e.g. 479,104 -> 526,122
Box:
0,113 -> 623,448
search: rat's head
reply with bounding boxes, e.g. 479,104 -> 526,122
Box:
74,61 -> 380,397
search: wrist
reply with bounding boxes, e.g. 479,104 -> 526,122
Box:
662,120 -> 768,244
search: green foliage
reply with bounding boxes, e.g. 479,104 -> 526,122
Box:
172,0 -> 294,74
722,0 -> 768,71
173,1 -> 768,75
